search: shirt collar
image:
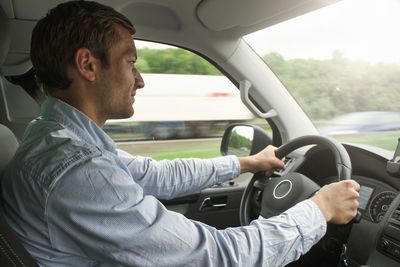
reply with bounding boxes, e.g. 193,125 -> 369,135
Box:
40,96 -> 117,154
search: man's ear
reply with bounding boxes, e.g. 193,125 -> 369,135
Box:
74,48 -> 97,82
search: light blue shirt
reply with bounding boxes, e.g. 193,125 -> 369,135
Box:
1,97 -> 326,266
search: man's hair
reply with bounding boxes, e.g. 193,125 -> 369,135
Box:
30,1 -> 135,94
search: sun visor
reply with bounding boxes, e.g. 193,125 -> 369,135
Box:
120,2 -> 181,32
197,0 -> 339,32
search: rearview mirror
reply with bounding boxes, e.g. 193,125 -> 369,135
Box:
220,123 -> 273,157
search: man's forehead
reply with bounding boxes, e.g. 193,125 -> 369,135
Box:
116,26 -> 137,49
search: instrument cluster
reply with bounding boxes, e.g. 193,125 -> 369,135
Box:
354,176 -> 398,223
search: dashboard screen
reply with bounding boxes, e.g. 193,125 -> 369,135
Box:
359,185 -> 374,210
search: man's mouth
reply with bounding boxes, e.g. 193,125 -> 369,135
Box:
131,91 -> 136,103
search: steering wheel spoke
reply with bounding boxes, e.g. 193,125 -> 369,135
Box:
253,178 -> 267,190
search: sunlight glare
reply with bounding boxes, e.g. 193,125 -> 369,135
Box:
244,0 -> 400,64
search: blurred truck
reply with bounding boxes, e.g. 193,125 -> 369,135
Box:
104,73 -> 254,140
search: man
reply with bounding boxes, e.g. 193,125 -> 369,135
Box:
1,1 -> 360,266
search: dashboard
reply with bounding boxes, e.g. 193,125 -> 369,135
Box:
319,175 -> 398,224
285,143 -> 400,266
357,177 -> 397,224
292,144 -> 400,220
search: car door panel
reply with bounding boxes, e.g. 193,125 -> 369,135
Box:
161,181 -> 247,229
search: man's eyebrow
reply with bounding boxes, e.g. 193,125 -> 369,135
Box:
122,48 -> 137,59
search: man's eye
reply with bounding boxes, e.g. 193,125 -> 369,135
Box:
129,61 -> 136,65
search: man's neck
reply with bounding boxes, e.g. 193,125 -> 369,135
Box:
49,91 -> 106,128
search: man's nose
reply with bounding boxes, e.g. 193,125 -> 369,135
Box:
135,69 -> 145,89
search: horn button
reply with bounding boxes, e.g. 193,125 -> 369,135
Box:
260,172 -> 320,218
273,180 -> 293,199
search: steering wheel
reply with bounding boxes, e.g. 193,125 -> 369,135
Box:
240,135 -> 352,225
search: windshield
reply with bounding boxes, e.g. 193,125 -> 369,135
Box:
244,0 -> 400,151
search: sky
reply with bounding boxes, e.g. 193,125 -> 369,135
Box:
244,0 -> 400,64
136,0 -> 400,64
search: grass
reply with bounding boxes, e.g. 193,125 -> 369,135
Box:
148,144 -> 221,160
330,131 -> 400,151
117,139 -> 222,161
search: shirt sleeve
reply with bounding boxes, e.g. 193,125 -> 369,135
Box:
47,156 -> 326,267
116,149 -> 240,199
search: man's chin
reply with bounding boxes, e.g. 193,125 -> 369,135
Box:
110,109 -> 134,120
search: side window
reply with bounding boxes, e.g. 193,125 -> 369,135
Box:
105,41 -> 262,160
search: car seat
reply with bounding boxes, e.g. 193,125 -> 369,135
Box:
0,4 -> 38,267
0,123 -> 38,267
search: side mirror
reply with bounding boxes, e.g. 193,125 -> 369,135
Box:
220,123 -> 273,157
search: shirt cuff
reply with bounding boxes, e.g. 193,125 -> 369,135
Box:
288,199 -> 327,249
212,155 -> 241,184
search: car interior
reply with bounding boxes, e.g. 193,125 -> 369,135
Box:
1,0 -> 400,266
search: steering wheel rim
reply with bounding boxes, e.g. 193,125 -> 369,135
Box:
240,134 -> 352,226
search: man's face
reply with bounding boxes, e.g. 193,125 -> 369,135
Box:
97,26 -> 144,120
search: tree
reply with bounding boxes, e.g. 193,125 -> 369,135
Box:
262,51 -> 400,121
137,48 -> 221,75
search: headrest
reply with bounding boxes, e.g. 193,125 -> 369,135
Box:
0,124 -> 19,172
0,5 -> 11,67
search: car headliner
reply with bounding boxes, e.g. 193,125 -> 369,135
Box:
0,0 -> 341,77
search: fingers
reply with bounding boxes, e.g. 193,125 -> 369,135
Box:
349,181 -> 360,220
342,180 -> 361,202
333,180 -> 361,224
312,179 -> 361,224
251,145 -> 285,174
268,146 -> 285,169
272,156 -> 285,170
343,179 -> 360,192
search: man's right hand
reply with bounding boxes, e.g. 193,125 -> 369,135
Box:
310,180 -> 360,224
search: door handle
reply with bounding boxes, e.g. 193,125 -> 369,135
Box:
199,196 -> 227,211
